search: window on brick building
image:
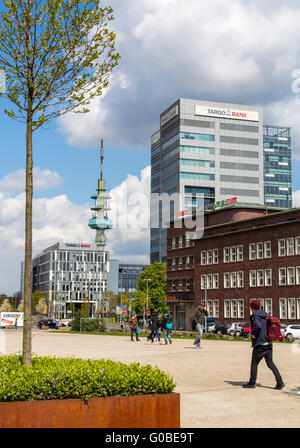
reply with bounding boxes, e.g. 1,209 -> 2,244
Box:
296,237 -> 300,255
287,267 -> 295,285
264,241 -> 271,258
186,279 -> 190,291
230,272 -> 237,288
178,258 -> 183,270
207,274 -> 213,289
224,247 -> 230,263
224,300 -> 230,318
172,238 -> 176,249
207,250 -> 213,265
237,271 -> 244,288
257,270 -> 264,287
186,256 -> 190,269
249,243 -> 256,260
230,246 -> 237,262
213,249 -> 218,264
265,299 -> 272,315
201,275 -> 206,290
207,300 -> 213,317
224,273 -> 230,289
178,279 -> 183,291
172,280 -> 176,291
213,300 -> 219,318
265,269 -> 272,286
213,273 -> 219,289
279,298 -> 287,319
287,238 -> 294,256
178,237 -> 183,249
279,268 -> 287,286
238,299 -> 244,318
288,298 -> 296,319
201,251 -> 206,266
250,270 -> 256,287
278,239 -> 286,257
297,299 -> 300,319
231,300 -> 238,318
237,245 -> 243,261
296,267 -> 300,285
172,259 -> 176,271
257,242 -> 264,259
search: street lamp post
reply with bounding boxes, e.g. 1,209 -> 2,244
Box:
143,278 -> 151,327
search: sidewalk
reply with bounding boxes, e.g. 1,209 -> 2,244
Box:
4,330 -> 300,428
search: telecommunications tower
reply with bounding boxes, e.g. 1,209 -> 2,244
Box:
88,140 -> 112,247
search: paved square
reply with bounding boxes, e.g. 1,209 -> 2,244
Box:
3,330 -> 300,428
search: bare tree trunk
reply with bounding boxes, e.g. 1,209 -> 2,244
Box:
22,110 -> 33,367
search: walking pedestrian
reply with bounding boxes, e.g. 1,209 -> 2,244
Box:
193,303 -> 208,349
149,309 -> 161,344
161,312 -> 173,345
243,300 -> 284,389
128,313 -> 140,341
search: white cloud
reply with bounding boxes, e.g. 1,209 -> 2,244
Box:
0,167 -> 63,194
293,190 -> 300,207
59,0 -> 300,156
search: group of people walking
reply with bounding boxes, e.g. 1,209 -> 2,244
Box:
128,310 -> 173,345
128,300 -> 284,390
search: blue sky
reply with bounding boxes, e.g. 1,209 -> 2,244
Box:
2,0 -> 300,294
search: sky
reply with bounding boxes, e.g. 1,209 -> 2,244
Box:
1,0 -> 300,294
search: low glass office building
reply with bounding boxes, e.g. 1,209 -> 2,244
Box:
32,242 -> 109,319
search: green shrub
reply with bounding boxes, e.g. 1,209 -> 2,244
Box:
0,355 -> 176,402
71,314 -> 106,333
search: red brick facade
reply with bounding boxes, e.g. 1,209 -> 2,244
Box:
167,205 -> 300,330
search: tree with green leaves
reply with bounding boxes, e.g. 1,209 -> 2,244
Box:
0,0 -> 119,366
0,298 -> 13,312
133,263 -> 168,316
31,289 -> 44,314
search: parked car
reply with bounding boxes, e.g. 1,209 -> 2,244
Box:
240,323 -> 251,338
227,322 -> 247,337
204,317 -> 215,332
241,323 -> 284,341
207,324 -> 216,332
37,319 -> 59,329
283,325 -> 300,340
213,323 -> 230,335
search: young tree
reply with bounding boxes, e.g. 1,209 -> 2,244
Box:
134,263 -> 168,315
31,289 -> 44,313
0,298 -> 13,312
35,297 -> 47,315
0,0 -> 119,366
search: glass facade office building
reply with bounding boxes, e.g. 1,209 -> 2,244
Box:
264,125 -> 292,208
32,242 -> 109,319
151,98 -> 264,264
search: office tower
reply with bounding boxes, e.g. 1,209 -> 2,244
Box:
151,98 -> 264,264
264,125 -> 292,208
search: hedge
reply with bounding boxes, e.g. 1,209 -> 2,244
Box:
0,355 -> 176,402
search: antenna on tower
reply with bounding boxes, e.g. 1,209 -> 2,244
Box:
100,139 -> 104,181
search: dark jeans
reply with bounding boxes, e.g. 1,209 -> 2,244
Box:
249,344 -> 283,385
131,328 -> 139,341
151,328 -> 160,342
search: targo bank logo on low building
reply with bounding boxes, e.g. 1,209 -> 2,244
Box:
207,108 -> 248,119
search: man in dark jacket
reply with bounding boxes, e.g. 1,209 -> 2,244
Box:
243,300 -> 284,389
193,303 -> 208,349
149,310 -> 161,344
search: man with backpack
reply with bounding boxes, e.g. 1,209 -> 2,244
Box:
243,300 -> 284,389
161,312 -> 173,345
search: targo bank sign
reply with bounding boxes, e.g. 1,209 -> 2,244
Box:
195,105 -> 259,122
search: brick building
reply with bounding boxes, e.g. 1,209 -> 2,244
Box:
167,204 -> 300,330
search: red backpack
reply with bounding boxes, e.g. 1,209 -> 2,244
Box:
266,314 -> 281,341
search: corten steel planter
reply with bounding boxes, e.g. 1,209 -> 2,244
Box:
0,393 -> 180,428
